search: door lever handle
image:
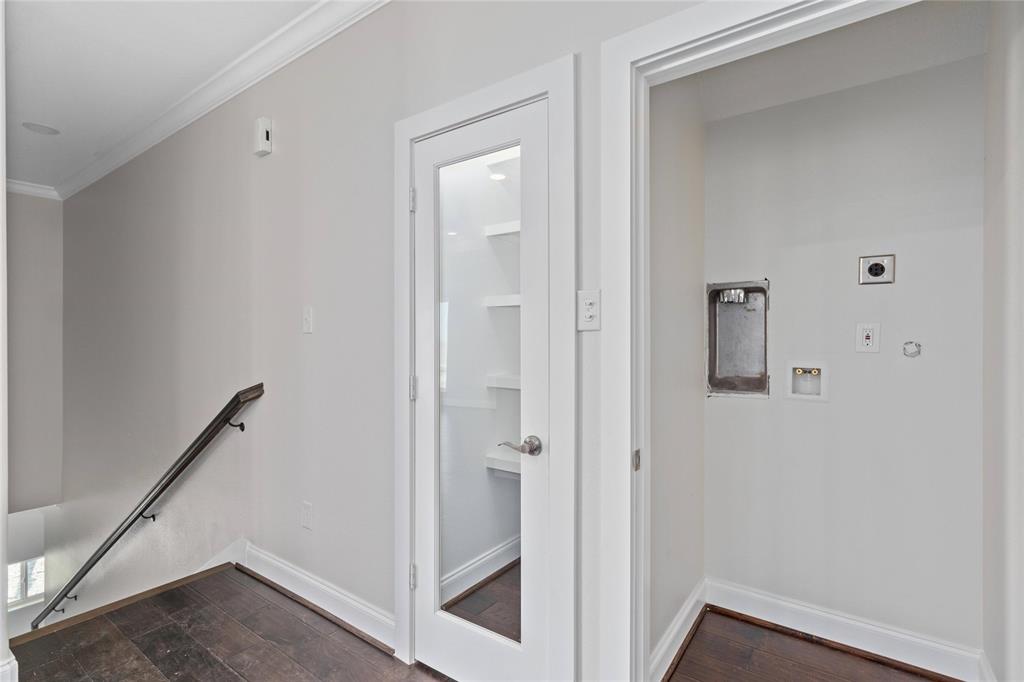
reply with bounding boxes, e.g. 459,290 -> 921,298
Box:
498,435 -> 543,456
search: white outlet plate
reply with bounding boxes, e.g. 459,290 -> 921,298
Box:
859,254 -> 895,284
302,305 -> 314,334
856,322 -> 881,353
301,501 -> 313,530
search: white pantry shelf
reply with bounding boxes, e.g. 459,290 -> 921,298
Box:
486,450 -> 521,475
484,220 -> 521,237
484,294 -> 521,308
486,374 -> 521,390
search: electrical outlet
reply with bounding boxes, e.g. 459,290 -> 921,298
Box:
859,254 -> 895,284
301,501 -> 313,530
302,305 -> 314,334
856,323 -> 880,353
577,290 -> 601,331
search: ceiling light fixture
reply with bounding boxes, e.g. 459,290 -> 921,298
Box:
447,232 -> 457,236
489,173 -> 506,181
22,121 -> 60,136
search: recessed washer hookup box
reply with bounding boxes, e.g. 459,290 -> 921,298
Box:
707,280 -> 769,396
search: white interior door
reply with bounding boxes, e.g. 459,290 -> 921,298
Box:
412,100 -> 552,680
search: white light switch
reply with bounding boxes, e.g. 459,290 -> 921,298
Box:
301,501 -> 313,530
856,323 -> 880,353
577,290 -> 601,331
303,305 -> 314,334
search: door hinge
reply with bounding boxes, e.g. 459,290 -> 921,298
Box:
409,187 -> 417,213
409,563 -> 417,590
632,449 -> 641,471
409,375 -> 418,401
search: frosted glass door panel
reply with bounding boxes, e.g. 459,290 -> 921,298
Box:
437,145 -> 522,642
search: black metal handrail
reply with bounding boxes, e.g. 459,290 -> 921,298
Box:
31,383 -> 265,630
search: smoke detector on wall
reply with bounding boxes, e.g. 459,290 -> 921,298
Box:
254,117 -> 272,157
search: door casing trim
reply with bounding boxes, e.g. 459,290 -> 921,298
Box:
393,54 -> 577,678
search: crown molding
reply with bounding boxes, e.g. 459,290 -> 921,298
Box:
6,180 -> 62,201
55,0 -> 389,199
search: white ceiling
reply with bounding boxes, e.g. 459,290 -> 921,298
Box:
673,1 -> 990,123
11,1 -> 986,199
5,1 -> 378,197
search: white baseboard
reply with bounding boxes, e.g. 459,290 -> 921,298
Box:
242,542 -> 395,649
649,579 -> 706,681
440,536 -> 521,604
200,537 -> 250,569
979,653 -> 997,682
0,652 -> 17,681
704,577 -> 987,682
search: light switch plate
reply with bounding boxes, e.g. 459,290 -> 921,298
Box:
859,254 -> 895,284
577,290 -> 601,331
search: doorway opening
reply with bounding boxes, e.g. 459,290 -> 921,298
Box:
619,2 -> 1018,680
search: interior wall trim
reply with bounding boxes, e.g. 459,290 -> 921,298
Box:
53,0 -> 389,200
979,652 -> 997,682
0,653 -> 18,681
704,577 -> 989,682
242,541 -> 396,649
199,537 -> 250,570
648,579 -> 706,682
6,180 -> 61,201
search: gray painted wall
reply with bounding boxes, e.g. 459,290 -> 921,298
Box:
648,79 -> 706,653
56,3 -> 688,674
702,57 -> 985,648
7,192 -> 62,513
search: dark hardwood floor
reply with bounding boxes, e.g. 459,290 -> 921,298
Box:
19,566 -> 954,682
666,607 -> 958,682
12,566 -> 447,681
442,560 -> 520,642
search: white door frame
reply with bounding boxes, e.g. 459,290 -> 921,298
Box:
393,54 -> 576,678
598,3 -> 920,679
0,0 -> 15,678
